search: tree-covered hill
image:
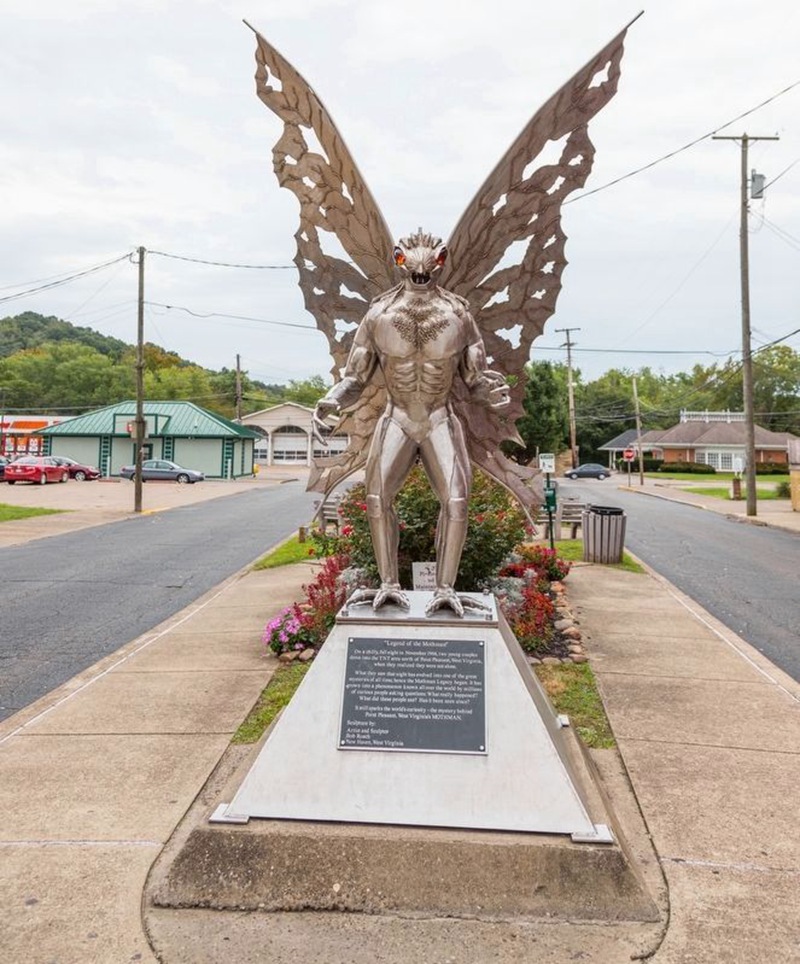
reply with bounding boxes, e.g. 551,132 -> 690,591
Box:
1,311 -> 130,360
0,312 -> 328,419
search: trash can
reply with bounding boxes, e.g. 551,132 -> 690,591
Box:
582,504 -> 626,564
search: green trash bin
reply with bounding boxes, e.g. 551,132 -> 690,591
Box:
582,504 -> 626,564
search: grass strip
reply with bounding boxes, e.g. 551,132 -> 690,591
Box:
252,533 -> 315,570
0,504 -> 65,523
681,485 -> 783,501
553,539 -> 645,574
535,662 -> 615,749
233,662 -> 311,744
647,471 -> 789,483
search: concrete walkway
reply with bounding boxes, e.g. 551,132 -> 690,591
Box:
0,475 -> 798,962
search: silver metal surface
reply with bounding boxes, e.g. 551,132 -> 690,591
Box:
337,590 -> 498,627
249,23 -> 632,529
571,824 -> 615,845
208,803 -> 249,825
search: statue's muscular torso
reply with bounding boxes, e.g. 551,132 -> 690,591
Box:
351,286 -> 483,440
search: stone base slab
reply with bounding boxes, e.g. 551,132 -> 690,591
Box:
151,816 -> 659,921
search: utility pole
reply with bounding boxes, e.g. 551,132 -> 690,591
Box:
134,246 -> 146,514
713,132 -> 779,517
0,386 -> 6,457
235,354 -> 243,422
556,327 -> 581,469
632,375 -> 645,487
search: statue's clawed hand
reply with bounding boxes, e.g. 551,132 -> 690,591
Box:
474,370 -> 510,410
312,399 -> 339,447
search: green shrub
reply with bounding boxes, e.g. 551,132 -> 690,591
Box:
776,480 -> 791,498
754,462 -> 789,476
658,462 -> 716,474
616,457 -> 663,472
311,466 -> 529,591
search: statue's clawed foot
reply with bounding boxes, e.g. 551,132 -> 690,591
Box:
425,587 -> 491,618
348,582 -> 410,612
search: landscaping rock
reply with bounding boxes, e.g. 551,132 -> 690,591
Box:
554,619 -> 572,632
298,648 -> 315,663
562,626 -> 582,640
279,651 -> 299,663
570,654 -> 589,664
542,656 -> 562,665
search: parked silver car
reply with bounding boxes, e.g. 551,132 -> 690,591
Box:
564,463 -> 610,480
119,459 -> 204,484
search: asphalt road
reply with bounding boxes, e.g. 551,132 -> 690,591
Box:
562,478 -> 800,683
0,482 -> 318,721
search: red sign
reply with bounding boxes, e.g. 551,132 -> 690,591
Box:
623,448 -> 635,461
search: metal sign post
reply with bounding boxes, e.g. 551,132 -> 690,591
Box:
623,447 -> 635,488
539,454 -> 557,550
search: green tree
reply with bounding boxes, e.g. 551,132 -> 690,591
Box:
574,369 -> 635,461
510,361 -> 569,462
283,375 -> 330,407
144,364 -> 215,407
0,342 -> 130,410
752,346 -> 800,433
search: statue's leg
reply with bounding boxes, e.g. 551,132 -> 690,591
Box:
418,413 -> 471,590
363,415 -> 417,589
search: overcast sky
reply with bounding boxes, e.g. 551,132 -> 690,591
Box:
2,0 -> 799,391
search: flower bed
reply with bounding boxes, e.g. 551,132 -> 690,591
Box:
263,470 -> 582,663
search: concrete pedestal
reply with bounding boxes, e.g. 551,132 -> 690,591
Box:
150,594 -> 658,921
213,593 -> 606,838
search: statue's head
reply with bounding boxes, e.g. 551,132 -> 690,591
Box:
393,229 -> 447,290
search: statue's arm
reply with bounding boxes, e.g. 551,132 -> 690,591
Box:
313,318 -> 378,441
459,311 -> 511,410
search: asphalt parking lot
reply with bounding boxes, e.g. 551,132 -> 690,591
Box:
0,466 -> 311,546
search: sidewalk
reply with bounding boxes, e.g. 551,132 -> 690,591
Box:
616,473 -> 800,535
1,482 -> 798,962
0,557 -> 319,963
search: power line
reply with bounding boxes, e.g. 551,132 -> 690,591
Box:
765,158 -> 799,190
148,250 -> 296,270
569,80 -> 799,204
0,254 -> 133,306
534,344 -> 734,357
754,213 -> 800,252
145,302 -> 318,332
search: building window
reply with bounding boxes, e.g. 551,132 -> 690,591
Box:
697,451 -> 736,471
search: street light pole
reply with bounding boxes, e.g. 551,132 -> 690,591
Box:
713,132 -> 778,517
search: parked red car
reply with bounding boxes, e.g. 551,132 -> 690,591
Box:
51,456 -> 101,481
5,456 -> 69,485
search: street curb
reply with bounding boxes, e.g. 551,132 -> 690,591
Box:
615,484 -> 794,532
611,545 -> 800,702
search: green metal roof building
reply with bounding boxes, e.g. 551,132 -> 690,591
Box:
39,401 -> 259,479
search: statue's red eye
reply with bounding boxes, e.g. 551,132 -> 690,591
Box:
394,249 -> 406,266
435,247 -> 448,266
